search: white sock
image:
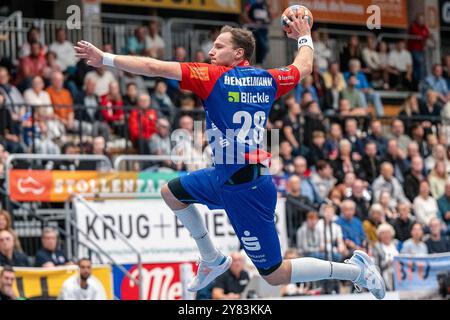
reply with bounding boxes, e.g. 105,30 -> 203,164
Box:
290,258 -> 361,283
174,205 -> 221,263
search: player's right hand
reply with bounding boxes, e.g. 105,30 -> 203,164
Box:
282,7 -> 311,40
75,40 -> 104,68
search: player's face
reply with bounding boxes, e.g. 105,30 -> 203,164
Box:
209,32 -> 239,67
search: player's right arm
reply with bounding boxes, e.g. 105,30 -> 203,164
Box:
282,7 -> 314,80
75,40 -> 181,80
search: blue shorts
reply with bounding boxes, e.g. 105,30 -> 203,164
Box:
174,167 -> 282,275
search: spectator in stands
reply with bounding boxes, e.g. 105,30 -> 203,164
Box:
84,66 -> 117,97
35,227 -> 69,267
331,139 -> 362,184
387,40 -> 413,90
35,122 -> 61,155
78,136 -> 111,172
344,59 -> 384,117
399,94 -> 421,135
0,230 -> 29,267
145,21 -> 165,59
324,123 -> 342,160
74,77 -> 109,141
423,64 -> 449,105
336,199 -> 367,254
340,75 -> 367,114
386,119 -> 412,155
46,71 -> 74,131
363,204 -> 386,246
383,139 -> 408,184
0,266 -> 18,300
420,90 -> 443,129
425,144 -> 449,173
129,93 -> 158,154
340,35 -> 364,73
292,156 -> 322,205
100,80 -> 124,136
281,96 -> 302,153
297,211 -> 323,259
19,27 -> 46,59
317,204 -> 347,261
347,179 -> 371,221
279,141 -> 295,174
43,51 -> 63,82
408,13 -> 432,84
58,258 -> 106,300
401,222 -> 428,255
323,72 -> 343,114
148,118 -> 173,169
0,210 -> 22,252
310,160 -> 336,200
372,162 -> 408,207
49,28 -> 77,73
404,156 -> 425,202
17,41 -> 48,90
343,118 -> 364,156
295,75 -> 319,104
212,251 -> 249,300
392,202 -> 415,243
366,120 -> 388,156
311,63 -> 327,108
413,180 -> 439,228
378,190 -> 398,222
151,79 -> 176,123
0,94 -> 24,154
285,175 -> 315,247
245,0 -> 272,65
438,181 -> 450,232
126,26 -> 147,56
410,124 -> 429,158
371,223 -> 399,291
122,82 -> 139,107
362,35 -> 382,88
0,67 -> 25,123
322,61 -> 346,91
377,41 -> 390,88
24,75 -> 51,107
428,161 -> 448,199
425,217 -> 450,253
302,102 -> 325,149
360,141 -> 381,184
312,30 -> 332,72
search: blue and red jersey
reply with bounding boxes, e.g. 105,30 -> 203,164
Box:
179,60 -> 300,185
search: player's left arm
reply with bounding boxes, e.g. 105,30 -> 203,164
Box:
75,40 -> 181,80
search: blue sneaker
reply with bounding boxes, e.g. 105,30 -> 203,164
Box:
345,250 -> 386,300
188,255 -> 232,292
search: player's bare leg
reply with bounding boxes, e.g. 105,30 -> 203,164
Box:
262,252 -> 386,299
160,183 -> 231,292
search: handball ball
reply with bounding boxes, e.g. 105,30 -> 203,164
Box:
281,5 -> 314,33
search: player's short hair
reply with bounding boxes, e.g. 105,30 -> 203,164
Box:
220,26 -> 255,61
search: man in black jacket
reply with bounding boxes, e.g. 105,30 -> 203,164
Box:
360,141 -> 381,184
285,175 -> 316,247
392,202 -> 415,243
34,227 -> 69,267
403,155 -> 424,202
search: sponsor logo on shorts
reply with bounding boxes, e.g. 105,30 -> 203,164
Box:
240,231 -> 261,251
